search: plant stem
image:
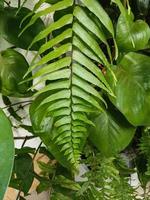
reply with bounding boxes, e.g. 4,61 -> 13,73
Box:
2,100 -> 32,109
18,0 -> 21,8
4,0 -> 11,6
14,136 -> 37,140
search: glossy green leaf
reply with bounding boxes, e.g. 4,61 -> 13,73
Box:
0,49 -> 32,97
107,52 -> 150,126
115,0 -> 150,52
89,101 -> 135,157
0,109 -> 14,200
0,7 -> 45,50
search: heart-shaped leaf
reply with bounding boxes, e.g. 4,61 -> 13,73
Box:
107,52 -> 150,126
116,11 -> 150,52
89,100 -> 135,157
113,0 -> 150,52
0,109 -> 14,200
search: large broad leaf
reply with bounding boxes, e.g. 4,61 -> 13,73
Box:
0,48 -> 32,97
0,7 -> 45,50
0,109 -> 14,200
107,52 -> 150,126
113,0 -> 150,52
89,101 -> 135,157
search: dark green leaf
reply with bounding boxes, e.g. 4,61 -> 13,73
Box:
0,49 -> 32,97
10,154 -> 34,195
89,100 -> 135,156
15,147 -> 35,155
0,7 -> 45,50
0,109 -> 14,200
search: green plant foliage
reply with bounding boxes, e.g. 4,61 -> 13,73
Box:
51,193 -> 72,200
136,127 -> 150,187
0,48 -> 32,97
107,52 -> 150,126
30,92 -> 72,169
0,7 -> 45,50
0,109 -> 14,200
0,0 -> 4,10
113,0 -> 150,52
10,153 -> 34,195
1,0 -> 150,198
22,0 -> 117,170
89,100 -> 136,157
46,0 -> 61,4
77,151 -> 135,200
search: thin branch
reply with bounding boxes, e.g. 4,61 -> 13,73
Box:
14,136 -> 37,140
2,100 -> 32,109
4,0 -> 11,6
18,0 -> 21,8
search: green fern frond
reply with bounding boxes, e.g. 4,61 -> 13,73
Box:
78,156 -> 135,200
139,128 -> 150,155
22,0 -> 117,169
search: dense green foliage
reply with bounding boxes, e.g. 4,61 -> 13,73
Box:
0,0 -> 150,199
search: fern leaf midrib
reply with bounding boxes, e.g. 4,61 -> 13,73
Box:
69,0 -> 79,165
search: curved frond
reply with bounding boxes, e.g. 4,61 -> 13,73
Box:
24,0 -> 116,170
